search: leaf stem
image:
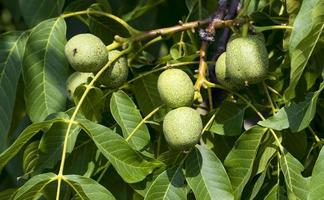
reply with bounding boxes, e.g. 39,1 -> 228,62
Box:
263,81 -> 277,113
201,111 -> 217,134
106,41 -> 122,51
126,105 -> 163,142
156,133 -> 162,158
205,82 -> 285,153
241,23 -> 249,38
266,85 -> 282,98
55,48 -> 131,200
62,10 -> 139,35
253,25 -> 293,32
308,126 -> 321,143
97,105 -> 164,182
61,10 -> 89,18
97,161 -> 111,182
128,36 -> 164,64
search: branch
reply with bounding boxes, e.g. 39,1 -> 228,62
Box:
209,0 -> 241,83
131,18 -> 210,41
213,0 -> 240,60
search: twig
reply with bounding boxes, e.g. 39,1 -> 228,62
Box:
131,18 -> 210,41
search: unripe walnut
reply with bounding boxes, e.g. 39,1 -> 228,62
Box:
215,52 -> 238,89
157,69 -> 194,108
65,34 -> 108,72
99,50 -> 129,88
163,107 -> 203,149
226,35 -> 268,86
66,72 -> 94,100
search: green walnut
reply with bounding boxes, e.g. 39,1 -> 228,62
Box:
226,35 -> 268,86
215,52 -> 238,89
157,69 -> 194,108
66,72 -> 94,100
228,33 -> 265,44
99,50 -> 129,88
163,107 -> 203,149
65,33 -> 108,72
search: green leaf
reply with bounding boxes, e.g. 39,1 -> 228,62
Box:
19,0 -> 65,27
64,141 -> 98,176
224,125 -> 268,199
35,121 -> 80,172
0,31 -> 28,151
0,117 -> 63,172
64,0 -> 93,13
74,85 -> 104,122
13,172 -> 57,200
88,4 -> 129,44
264,184 -> 284,200
170,42 -> 198,60
284,0 -> 324,99
249,171 -> 267,200
185,145 -> 234,200
308,147 -> 324,200
23,141 -> 39,174
77,118 -> 162,183
282,131 -> 307,161
144,167 -> 186,200
259,83 -> 324,132
185,0 -> 198,11
280,152 -> 309,200
110,90 -> 150,151
64,175 -> 115,200
130,167 -> 166,198
132,74 -> 166,121
23,17 -> 70,122
0,188 -> 16,199
122,0 -> 164,22
209,101 -> 245,136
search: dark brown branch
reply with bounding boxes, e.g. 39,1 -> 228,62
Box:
194,17 -> 247,101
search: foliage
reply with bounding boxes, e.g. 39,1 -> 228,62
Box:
0,0 -> 324,199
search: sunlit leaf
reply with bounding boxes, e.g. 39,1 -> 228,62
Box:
19,0 -> 65,27
74,85 -> 104,122
259,83 -> 324,132
13,173 -> 57,200
185,145 -> 234,200
264,184 -> 285,200
144,166 -> 186,200
308,147 -> 324,200
64,175 -> 115,200
23,17 -> 70,122
110,90 -> 150,151
280,152 -> 309,200
224,126 -> 268,199
23,141 -> 39,174
284,0 -> 324,99
77,118 -> 162,183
